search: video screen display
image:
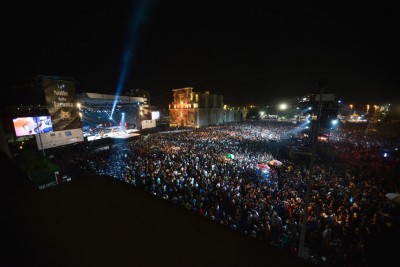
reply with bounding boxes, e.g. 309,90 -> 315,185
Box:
151,111 -> 160,120
13,116 -> 53,137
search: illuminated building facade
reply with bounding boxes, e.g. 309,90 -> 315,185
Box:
169,87 -> 242,127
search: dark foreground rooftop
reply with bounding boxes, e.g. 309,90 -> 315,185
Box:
0,151 -> 312,267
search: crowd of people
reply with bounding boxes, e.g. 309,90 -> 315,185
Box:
68,120 -> 400,265
329,121 -> 400,178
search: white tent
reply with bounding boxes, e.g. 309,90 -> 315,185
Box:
385,193 -> 400,204
268,159 -> 282,167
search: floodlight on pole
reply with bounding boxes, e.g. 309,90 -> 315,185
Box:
298,80 -> 326,258
279,103 -> 288,110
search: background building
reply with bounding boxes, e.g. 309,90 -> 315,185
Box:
169,87 -> 242,128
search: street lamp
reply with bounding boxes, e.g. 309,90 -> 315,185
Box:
298,83 -> 325,258
279,103 -> 288,120
279,103 -> 288,110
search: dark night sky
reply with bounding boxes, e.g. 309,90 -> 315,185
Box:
3,1 -> 399,109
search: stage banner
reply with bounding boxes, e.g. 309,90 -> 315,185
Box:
43,78 -> 82,131
36,128 -> 84,150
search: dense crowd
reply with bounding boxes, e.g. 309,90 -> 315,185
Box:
69,120 -> 400,265
329,121 -> 400,177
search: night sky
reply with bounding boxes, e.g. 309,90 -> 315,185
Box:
4,1 -> 399,109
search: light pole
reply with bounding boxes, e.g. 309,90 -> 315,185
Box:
34,107 -> 46,158
279,103 -> 288,120
298,81 -> 325,258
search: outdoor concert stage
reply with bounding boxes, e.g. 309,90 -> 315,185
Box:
86,127 -> 140,141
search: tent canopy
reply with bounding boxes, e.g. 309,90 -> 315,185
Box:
268,159 -> 282,167
257,163 -> 270,171
385,193 -> 400,204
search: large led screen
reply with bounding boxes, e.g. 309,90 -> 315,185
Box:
13,116 -> 53,137
151,111 -> 160,120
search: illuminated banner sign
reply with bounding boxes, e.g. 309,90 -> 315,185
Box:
43,78 -> 82,131
141,119 -> 156,129
36,128 -> 84,150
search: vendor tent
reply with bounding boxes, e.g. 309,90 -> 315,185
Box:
385,193 -> 400,204
257,163 -> 270,171
268,159 -> 282,167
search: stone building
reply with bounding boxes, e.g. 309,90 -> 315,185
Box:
169,87 -> 242,128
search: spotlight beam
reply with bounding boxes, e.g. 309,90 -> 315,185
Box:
111,0 -> 154,117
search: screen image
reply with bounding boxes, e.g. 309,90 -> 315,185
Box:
13,116 -> 53,137
151,111 -> 160,120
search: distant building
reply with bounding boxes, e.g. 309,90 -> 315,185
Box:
169,87 -> 242,128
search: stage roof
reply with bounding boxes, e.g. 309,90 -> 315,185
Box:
77,93 -> 146,104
